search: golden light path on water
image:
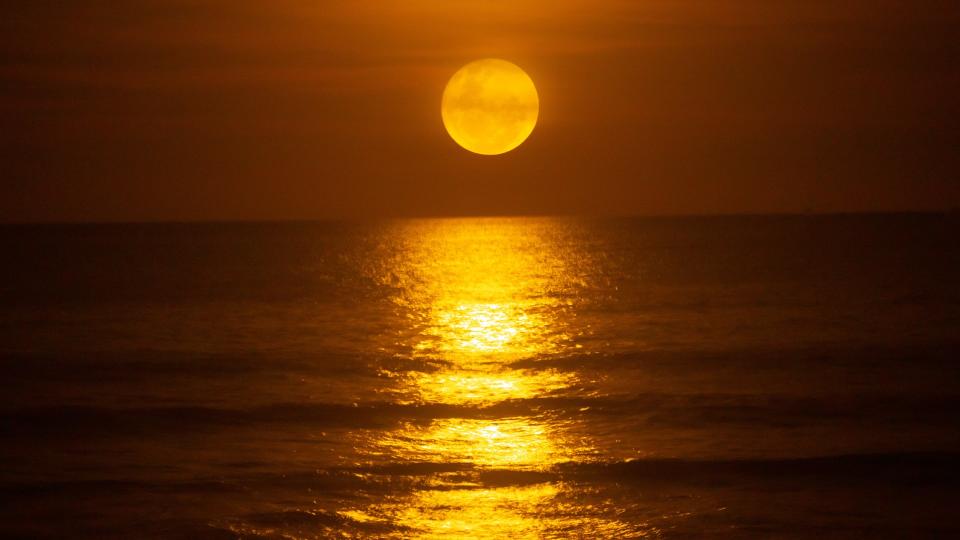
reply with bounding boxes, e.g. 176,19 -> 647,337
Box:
407,300 -> 576,406
339,220 -> 629,538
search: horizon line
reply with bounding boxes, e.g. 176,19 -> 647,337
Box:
1,208 -> 957,227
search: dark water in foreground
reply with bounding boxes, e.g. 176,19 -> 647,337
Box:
1,214 -> 959,538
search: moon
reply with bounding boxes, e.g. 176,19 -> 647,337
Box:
441,59 -> 539,155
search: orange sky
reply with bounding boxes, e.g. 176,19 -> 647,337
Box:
1,1 -> 958,221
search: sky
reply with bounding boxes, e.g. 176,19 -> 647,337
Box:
1,0 -> 958,222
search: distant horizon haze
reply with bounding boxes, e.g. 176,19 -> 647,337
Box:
1,208 -> 958,227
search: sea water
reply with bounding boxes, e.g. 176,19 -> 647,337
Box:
1,215 -> 958,538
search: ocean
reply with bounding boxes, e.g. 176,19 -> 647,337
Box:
1,214 -> 958,538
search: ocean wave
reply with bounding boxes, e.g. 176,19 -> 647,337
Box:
0,351 -> 434,381
559,452 -> 960,486
4,453 -> 954,497
509,342 -> 960,371
3,392 -> 960,438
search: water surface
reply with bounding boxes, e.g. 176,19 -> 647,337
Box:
1,215 -> 958,538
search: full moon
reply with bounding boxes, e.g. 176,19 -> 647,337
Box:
441,59 -> 539,155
